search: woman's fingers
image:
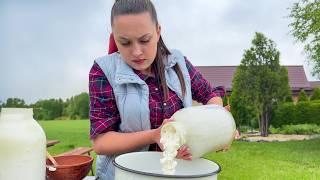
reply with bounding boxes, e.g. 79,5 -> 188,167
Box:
224,104 -> 231,111
177,146 -> 189,156
162,117 -> 174,125
176,145 -> 192,160
216,144 -> 230,153
156,118 -> 174,151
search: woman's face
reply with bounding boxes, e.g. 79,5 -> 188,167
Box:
112,12 -> 161,74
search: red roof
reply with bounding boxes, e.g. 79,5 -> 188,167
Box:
195,65 -> 311,91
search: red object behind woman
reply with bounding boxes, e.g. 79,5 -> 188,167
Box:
108,33 -> 118,54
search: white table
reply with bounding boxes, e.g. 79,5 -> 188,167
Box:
83,176 -> 96,180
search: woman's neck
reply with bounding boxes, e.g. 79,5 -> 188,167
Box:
140,67 -> 154,77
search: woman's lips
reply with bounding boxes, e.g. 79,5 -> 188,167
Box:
132,59 -> 145,65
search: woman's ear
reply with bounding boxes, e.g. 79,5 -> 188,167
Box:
156,25 -> 161,41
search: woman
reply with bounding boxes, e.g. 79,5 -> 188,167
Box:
89,0 -> 223,179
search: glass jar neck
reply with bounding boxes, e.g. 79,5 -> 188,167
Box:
0,108 -> 33,122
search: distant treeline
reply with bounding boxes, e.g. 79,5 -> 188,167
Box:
0,92 -> 89,120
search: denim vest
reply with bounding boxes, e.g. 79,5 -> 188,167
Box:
94,49 -> 192,180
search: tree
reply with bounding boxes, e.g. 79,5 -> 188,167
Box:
298,89 -> 309,102
32,99 -> 64,120
289,0 -> 320,77
65,92 -> 89,119
2,98 -> 28,108
230,66 -> 259,130
311,87 -> 320,100
230,32 -> 291,136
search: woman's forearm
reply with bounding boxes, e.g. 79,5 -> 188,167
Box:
92,129 -> 158,155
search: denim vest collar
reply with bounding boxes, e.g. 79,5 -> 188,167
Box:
114,53 -> 146,85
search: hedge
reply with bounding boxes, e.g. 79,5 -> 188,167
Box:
271,101 -> 320,127
269,124 -> 320,135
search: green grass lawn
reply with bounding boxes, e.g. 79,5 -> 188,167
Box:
39,120 -> 320,180
39,120 -> 92,154
205,140 -> 320,180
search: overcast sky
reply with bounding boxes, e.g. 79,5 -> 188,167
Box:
1,0 -> 319,104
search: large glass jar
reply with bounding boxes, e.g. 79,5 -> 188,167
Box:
0,108 -> 46,180
161,105 -> 236,159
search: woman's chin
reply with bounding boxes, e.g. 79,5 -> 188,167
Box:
131,63 -> 151,72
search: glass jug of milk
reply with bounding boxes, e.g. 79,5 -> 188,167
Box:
160,105 -> 236,174
0,108 -> 46,180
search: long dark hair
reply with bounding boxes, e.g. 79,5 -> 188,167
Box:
111,0 -> 186,101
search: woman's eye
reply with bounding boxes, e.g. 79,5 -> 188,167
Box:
140,39 -> 150,44
121,42 -> 130,46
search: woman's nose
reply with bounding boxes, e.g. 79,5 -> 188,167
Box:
132,43 -> 143,57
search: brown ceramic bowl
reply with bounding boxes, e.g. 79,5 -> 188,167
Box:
46,155 -> 93,180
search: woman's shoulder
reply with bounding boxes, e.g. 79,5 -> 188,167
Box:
94,52 -> 120,64
169,49 -> 184,58
166,49 -> 184,65
94,52 -> 121,73
168,49 -> 190,67
89,62 -> 106,81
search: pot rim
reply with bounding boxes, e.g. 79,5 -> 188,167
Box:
47,155 -> 93,169
112,156 -> 221,178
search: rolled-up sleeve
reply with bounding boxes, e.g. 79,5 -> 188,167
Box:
185,58 -> 221,104
89,63 -> 120,139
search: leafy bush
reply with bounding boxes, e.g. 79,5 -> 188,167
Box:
239,126 -> 250,133
311,99 -> 320,104
298,89 -> 309,102
271,102 -> 297,127
269,125 -> 279,134
269,124 -> 320,135
271,101 -> 320,127
311,88 -> 320,100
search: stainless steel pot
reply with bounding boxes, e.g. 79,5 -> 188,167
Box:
113,152 -> 220,180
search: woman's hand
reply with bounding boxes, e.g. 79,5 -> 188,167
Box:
176,145 -> 192,160
153,118 -> 192,160
207,97 -> 223,106
224,104 -> 231,111
216,145 -> 231,153
216,129 -> 240,153
152,118 -> 174,150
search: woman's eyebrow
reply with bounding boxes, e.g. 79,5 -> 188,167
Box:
118,36 -> 129,41
138,33 -> 152,39
118,33 -> 152,41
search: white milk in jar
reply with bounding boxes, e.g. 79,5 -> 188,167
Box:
160,105 -> 236,174
0,108 -> 46,180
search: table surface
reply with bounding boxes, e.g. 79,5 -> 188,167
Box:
83,176 -> 96,180
46,140 -> 60,147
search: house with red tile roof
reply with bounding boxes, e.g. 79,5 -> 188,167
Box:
195,65 -> 315,101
